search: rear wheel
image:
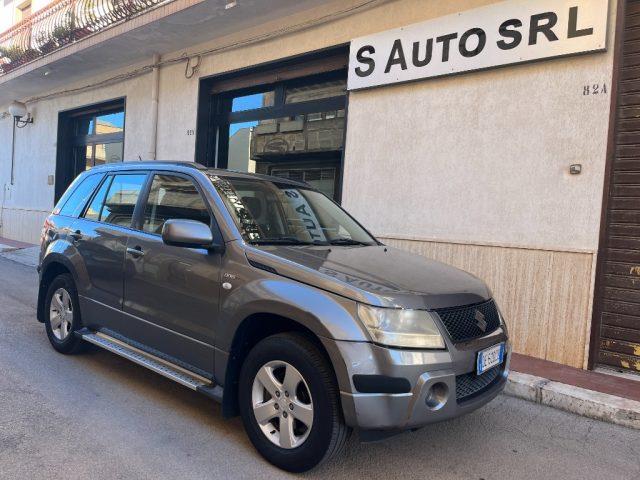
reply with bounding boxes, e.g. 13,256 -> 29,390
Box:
239,333 -> 350,472
44,274 -> 85,354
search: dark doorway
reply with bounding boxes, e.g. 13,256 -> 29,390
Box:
55,99 -> 125,202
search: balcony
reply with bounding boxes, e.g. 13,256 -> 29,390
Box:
0,0 -> 173,75
0,0 -> 331,106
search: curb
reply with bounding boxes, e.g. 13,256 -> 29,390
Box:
505,372 -> 640,430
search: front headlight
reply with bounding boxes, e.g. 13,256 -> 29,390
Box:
357,304 -> 445,349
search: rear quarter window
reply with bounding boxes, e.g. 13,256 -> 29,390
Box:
58,173 -> 105,218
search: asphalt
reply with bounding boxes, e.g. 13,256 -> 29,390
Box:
0,256 -> 638,480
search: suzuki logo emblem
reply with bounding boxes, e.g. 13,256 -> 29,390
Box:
475,310 -> 487,332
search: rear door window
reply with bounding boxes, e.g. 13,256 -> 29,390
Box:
100,174 -> 147,227
84,176 -> 113,222
83,174 -> 147,227
58,173 -> 104,217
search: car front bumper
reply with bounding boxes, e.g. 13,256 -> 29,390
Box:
322,327 -> 510,432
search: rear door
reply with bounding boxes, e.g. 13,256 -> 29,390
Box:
72,172 -> 148,332
122,172 -> 222,374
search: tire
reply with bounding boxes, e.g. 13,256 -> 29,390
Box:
239,333 -> 350,472
44,273 -> 86,354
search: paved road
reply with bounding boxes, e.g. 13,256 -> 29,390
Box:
0,256 -> 638,480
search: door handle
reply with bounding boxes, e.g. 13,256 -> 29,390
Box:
126,246 -> 145,257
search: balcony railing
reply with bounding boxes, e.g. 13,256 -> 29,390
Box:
0,0 -> 170,75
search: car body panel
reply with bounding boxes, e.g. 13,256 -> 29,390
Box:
244,244 -> 491,310
122,229 -> 221,372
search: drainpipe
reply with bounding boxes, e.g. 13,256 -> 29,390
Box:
148,53 -> 160,160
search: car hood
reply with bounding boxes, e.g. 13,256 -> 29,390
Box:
244,244 -> 491,310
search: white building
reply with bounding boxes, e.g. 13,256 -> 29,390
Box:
0,0 -> 637,375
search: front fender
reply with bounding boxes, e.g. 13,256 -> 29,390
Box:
215,271 -> 370,411
217,277 -> 369,353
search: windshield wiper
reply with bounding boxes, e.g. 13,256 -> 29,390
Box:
328,238 -> 373,246
249,237 -> 327,246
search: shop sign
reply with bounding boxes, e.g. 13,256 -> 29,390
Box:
348,0 -> 608,90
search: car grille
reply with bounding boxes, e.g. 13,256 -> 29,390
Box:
455,366 -> 502,403
434,299 -> 501,342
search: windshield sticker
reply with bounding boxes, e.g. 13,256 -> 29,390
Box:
209,175 -> 262,240
283,189 -> 327,242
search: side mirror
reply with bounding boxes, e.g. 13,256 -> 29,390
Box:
161,219 -> 216,249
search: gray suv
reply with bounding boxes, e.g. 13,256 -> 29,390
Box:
38,162 -> 510,472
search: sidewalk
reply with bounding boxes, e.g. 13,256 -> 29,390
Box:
507,353 -> 640,430
0,237 -> 39,267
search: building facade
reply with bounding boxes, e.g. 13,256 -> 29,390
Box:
0,0 -> 637,375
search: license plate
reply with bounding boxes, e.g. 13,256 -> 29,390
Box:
476,343 -> 505,375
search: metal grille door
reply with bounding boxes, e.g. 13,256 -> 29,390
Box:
594,2 -> 640,374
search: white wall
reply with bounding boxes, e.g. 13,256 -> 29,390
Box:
0,59 -> 154,241
343,52 -> 613,252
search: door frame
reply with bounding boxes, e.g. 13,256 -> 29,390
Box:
55,97 -> 126,203
194,45 -> 350,202
588,0 -> 627,370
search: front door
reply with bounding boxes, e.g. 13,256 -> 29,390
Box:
123,173 -> 221,375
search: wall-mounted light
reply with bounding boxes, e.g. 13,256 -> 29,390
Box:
8,100 -> 34,128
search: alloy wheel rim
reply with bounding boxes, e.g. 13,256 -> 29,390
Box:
49,287 -> 73,341
251,360 -> 314,449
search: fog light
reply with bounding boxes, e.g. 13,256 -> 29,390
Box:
425,382 -> 449,411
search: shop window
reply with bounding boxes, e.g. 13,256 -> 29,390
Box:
55,99 -> 125,202
205,69 -> 347,201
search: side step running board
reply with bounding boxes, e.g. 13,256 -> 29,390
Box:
80,330 -> 223,402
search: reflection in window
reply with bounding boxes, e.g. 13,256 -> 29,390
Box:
83,145 -> 94,170
83,142 -> 123,170
59,174 -> 104,218
100,174 -> 146,226
285,79 -> 346,104
226,110 -> 345,176
231,91 -> 275,112
94,142 -> 124,166
143,175 -> 210,234
84,177 -> 112,221
271,168 -> 337,199
96,112 -> 124,134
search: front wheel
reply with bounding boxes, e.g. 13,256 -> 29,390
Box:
239,333 -> 350,472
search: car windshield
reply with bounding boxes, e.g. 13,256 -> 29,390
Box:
209,174 -> 377,246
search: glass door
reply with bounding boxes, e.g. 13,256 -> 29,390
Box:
209,71 -> 347,201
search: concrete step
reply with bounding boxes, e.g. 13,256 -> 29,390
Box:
506,371 -> 640,430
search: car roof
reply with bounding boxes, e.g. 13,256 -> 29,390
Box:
90,161 -> 310,189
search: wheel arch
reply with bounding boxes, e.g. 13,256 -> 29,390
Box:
37,255 -> 78,323
220,313 -> 349,419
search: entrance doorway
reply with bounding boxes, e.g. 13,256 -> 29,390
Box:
55,99 -> 125,202
196,49 -> 348,201
591,2 -> 640,375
